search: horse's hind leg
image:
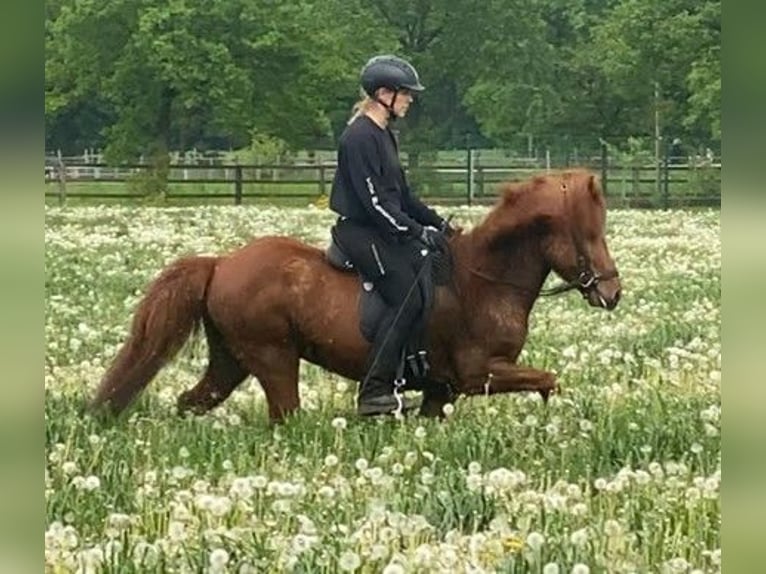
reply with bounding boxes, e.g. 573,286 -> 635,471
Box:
177,318 -> 249,414
238,344 -> 300,424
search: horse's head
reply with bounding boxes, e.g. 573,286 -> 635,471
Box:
541,170 -> 621,310
474,170 -> 621,310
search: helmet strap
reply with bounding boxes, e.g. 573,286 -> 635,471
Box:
374,90 -> 398,122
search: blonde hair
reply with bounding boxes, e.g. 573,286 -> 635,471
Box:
348,91 -> 375,124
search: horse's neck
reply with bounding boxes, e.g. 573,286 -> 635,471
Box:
454,230 -> 550,317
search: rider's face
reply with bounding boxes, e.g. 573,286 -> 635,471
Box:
379,88 -> 415,118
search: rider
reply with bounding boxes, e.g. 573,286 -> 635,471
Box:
329,54 -> 453,416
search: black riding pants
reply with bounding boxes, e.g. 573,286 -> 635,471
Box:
332,219 -> 427,398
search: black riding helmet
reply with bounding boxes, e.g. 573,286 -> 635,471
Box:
360,55 -> 425,97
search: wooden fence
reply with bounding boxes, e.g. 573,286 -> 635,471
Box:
44,157 -> 721,208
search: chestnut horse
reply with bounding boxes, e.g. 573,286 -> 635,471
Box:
90,169 -> 621,421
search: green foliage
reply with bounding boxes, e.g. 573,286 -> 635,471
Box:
45,0 -> 721,159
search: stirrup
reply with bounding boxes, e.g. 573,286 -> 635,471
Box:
393,377 -> 406,416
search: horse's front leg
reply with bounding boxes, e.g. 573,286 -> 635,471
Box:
462,359 -> 559,402
418,380 -> 457,418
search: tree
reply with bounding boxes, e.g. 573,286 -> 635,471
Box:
45,0 -> 372,164
590,0 -> 720,147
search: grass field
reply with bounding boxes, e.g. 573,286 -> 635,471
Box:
45,205 -> 720,573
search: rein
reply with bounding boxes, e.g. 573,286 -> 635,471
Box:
458,181 -> 619,297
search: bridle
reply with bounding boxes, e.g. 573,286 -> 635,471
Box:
460,181 -> 619,299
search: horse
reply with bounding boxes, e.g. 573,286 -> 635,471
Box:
90,169 -> 621,422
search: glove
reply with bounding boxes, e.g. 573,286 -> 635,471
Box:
419,226 -> 449,253
438,218 -> 457,237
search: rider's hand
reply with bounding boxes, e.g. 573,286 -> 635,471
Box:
438,218 -> 458,238
419,226 -> 449,252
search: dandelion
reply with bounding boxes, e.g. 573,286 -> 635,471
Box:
382,562 -> 405,574
571,502 -> 588,517
526,531 -> 545,551
106,513 -> 132,533
604,520 -> 622,537
331,417 -> 347,430
570,528 -> 588,547
543,564 -> 561,574
691,443 -> 703,454
132,542 -> 159,568
593,478 -> 607,491
640,445 -> 653,456
468,461 -> 482,475
209,548 -> 229,570
317,485 -> 335,499
571,564 -> 590,574
324,454 -> 339,468
230,477 -> 253,500
335,380 -> 349,393
403,451 -> 418,467
167,521 -> 185,542
338,550 -> 361,572
466,473 -> 483,492
78,547 -> 104,571
414,426 -> 427,439
663,557 -> 690,572
370,543 -> 388,560
442,403 -> 455,416
210,496 -> 232,517
354,458 -> 368,472
83,475 -> 101,491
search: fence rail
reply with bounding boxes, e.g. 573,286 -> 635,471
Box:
45,157 -> 721,209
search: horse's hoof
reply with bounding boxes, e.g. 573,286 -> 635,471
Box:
539,383 -> 559,404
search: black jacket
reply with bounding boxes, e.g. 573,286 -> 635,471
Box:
330,115 -> 444,240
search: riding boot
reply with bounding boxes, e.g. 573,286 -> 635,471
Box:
357,385 -> 420,416
356,370 -> 421,416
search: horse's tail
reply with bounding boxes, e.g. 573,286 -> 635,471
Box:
90,255 -> 219,415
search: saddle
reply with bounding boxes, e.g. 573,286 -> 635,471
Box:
326,233 -> 452,384
326,236 -> 396,342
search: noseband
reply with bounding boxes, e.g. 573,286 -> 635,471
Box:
541,253 -> 619,298
462,180 -> 619,298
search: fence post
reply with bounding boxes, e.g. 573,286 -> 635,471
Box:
318,162 -> 326,196
600,139 -> 608,197
663,140 -> 670,209
465,134 -> 474,206
234,164 -> 243,205
56,150 -> 67,206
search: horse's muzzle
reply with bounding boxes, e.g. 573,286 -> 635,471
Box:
585,278 -> 621,310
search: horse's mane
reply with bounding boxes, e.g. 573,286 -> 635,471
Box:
473,169 -> 601,242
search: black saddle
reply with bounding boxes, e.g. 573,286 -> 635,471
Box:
326,236 -> 389,341
325,232 -> 454,387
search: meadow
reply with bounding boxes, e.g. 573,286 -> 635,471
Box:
45,204 -> 720,573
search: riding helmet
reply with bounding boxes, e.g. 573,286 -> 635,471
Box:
360,55 -> 425,96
